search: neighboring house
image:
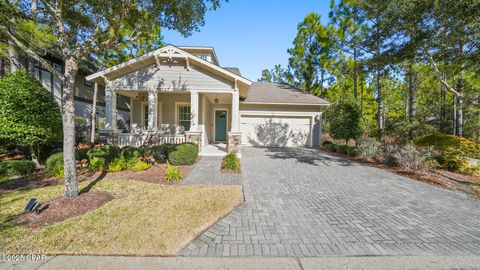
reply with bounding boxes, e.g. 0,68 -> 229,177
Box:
24,55 -> 131,139
86,45 -> 329,154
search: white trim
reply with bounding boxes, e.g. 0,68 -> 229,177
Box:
240,110 -> 319,117
213,108 -> 228,143
140,100 -> 162,130
86,45 -> 251,86
175,102 -> 191,132
241,101 -> 329,106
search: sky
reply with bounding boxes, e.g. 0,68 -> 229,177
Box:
162,0 -> 332,81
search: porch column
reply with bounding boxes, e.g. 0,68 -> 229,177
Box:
105,87 -> 117,131
190,90 -> 199,131
231,91 -> 240,132
147,90 -> 158,131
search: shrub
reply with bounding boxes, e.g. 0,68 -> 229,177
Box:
326,100 -> 363,143
347,146 -> 362,157
321,140 -> 333,147
358,137 -> 382,158
391,144 -> 433,171
326,143 -> 337,152
0,71 -> 62,161
168,143 -> 198,165
108,157 -> 128,172
440,147 -> 479,174
222,153 -> 240,170
132,159 -> 150,172
165,161 -> 183,182
0,160 -> 36,176
86,145 -> 120,166
75,148 -> 90,161
150,144 -> 175,163
416,134 -> 480,159
45,152 -> 64,177
89,156 -> 106,172
121,146 -> 141,160
336,144 -> 350,155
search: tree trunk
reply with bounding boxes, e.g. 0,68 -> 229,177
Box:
440,71 -> 446,132
62,57 -> 79,197
90,83 -> 98,143
377,67 -> 384,142
453,95 -> 457,135
353,46 -> 358,101
360,76 -> 364,117
455,76 -> 464,137
0,58 -> 4,77
407,64 -> 415,123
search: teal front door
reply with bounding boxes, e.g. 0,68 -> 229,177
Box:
215,110 -> 227,142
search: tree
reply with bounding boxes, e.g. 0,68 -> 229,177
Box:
288,12 -> 336,96
257,64 -> 290,84
258,69 -> 272,82
0,71 -> 62,164
0,0 -> 223,197
327,100 -> 363,144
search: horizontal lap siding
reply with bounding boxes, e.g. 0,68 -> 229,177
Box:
111,62 -> 234,91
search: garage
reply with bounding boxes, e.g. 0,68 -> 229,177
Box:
240,115 -> 314,147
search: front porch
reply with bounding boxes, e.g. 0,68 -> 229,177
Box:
101,90 -> 242,155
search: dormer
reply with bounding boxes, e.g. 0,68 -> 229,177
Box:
178,46 -> 220,66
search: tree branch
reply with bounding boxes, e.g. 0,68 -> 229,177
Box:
0,25 -> 63,79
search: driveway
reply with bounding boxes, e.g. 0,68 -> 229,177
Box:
181,147 -> 480,257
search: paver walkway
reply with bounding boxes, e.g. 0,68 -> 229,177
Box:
182,156 -> 241,185
181,147 -> 480,257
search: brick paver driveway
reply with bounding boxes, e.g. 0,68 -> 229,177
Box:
181,147 -> 480,257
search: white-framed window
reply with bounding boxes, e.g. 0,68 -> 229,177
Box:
177,104 -> 191,132
140,101 -> 162,130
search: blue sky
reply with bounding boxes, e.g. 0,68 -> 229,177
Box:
163,0 -> 331,81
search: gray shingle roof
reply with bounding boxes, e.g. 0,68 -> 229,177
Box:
243,82 -> 329,105
222,67 -> 242,76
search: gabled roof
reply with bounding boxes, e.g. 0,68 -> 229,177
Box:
85,45 -> 251,91
177,46 -> 220,66
243,82 -> 330,105
222,67 -> 241,76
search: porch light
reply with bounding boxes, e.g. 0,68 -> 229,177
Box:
214,94 -> 219,104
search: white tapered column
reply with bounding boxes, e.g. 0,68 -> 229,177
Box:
190,90 -> 199,131
147,90 -> 158,131
105,87 -> 117,131
231,91 -> 240,132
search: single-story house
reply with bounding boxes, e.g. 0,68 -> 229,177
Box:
86,45 -> 329,155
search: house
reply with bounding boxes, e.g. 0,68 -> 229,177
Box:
86,45 -> 329,155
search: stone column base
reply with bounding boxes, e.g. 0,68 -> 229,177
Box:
227,132 -> 242,155
185,131 -> 203,151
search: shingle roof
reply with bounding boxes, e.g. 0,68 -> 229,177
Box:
243,82 -> 329,105
222,67 -> 242,76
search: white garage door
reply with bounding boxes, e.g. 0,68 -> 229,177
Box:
240,115 -> 312,147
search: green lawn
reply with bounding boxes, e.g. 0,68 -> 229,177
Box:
0,179 -> 243,255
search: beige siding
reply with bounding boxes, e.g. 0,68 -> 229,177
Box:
111,61 -> 234,91
240,103 -> 322,113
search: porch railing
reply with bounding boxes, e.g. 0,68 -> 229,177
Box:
115,133 -> 186,147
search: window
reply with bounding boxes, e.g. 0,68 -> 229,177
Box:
143,104 -> 149,130
177,105 -> 191,132
198,54 -> 208,61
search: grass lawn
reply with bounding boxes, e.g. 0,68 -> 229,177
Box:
0,179 -> 243,255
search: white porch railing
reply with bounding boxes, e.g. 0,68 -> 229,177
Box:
116,133 -> 186,147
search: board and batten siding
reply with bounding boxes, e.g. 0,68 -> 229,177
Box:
110,61 -> 234,92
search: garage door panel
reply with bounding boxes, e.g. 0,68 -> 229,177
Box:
240,116 -> 311,147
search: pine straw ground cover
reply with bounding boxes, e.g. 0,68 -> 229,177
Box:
0,179 -> 243,255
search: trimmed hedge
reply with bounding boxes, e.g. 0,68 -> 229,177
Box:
0,160 -> 36,176
45,152 -> 64,177
168,143 -> 198,165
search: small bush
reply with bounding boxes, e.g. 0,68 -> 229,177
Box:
440,147 -> 480,174
168,143 -> 198,165
326,143 -> 337,152
321,140 -> 333,147
347,146 -> 361,157
87,145 -> 120,164
45,152 -> 64,177
391,144 -> 433,171
358,137 -> 382,158
89,156 -> 106,172
222,153 -> 240,170
336,144 -> 350,155
0,160 -> 36,176
75,148 -> 90,161
150,144 -> 175,163
108,157 -> 128,172
416,134 -> 480,159
132,159 -> 149,172
165,161 -> 183,182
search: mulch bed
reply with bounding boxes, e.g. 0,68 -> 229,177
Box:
102,163 -> 192,185
322,147 -> 480,198
14,190 -> 114,228
0,171 -> 63,191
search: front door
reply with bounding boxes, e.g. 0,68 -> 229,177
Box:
215,110 -> 227,142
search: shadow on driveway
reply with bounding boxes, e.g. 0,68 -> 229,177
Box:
263,147 -> 355,167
